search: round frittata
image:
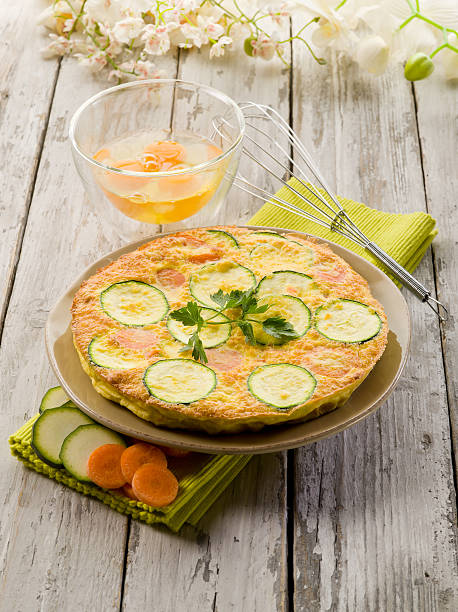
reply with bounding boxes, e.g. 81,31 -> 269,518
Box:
71,227 -> 388,434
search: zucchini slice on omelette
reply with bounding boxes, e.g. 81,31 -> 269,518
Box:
71,226 -> 388,434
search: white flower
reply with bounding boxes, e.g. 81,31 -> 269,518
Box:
355,35 -> 390,75
180,22 -> 205,48
85,0 -> 151,27
252,36 -> 277,61
142,24 -> 171,55
438,46 -> 458,80
112,17 -> 144,45
209,36 -> 232,58
41,34 -> 72,58
77,50 -> 107,72
134,59 -> 161,79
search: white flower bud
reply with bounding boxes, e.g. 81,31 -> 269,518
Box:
355,36 -> 390,75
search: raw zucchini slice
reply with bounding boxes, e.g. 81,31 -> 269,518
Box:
143,359 -> 217,404
60,424 -> 126,482
31,406 -> 94,468
100,280 -> 169,326
206,229 -> 239,249
314,299 -> 382,343
249,243 -> 279,259
189,261 -> 256,307
257,270 -> 322,301
167,308 -> 231,348
88,334 -> 149,369
248,363 -> 317,409
39,386 -> 71,413
252,231 -> 287,240
248,295 -> 311,345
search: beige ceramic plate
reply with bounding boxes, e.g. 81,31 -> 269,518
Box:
45,226 -> 410,455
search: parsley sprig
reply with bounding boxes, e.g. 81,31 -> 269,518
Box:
170,288 -> 298,363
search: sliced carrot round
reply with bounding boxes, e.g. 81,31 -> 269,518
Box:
122,483 -> 138,500
120,443 -> 167,484
156,268 -> 186,288
132,464 -> 179,507
87,444 -> 127,489
144,141 -> 185,162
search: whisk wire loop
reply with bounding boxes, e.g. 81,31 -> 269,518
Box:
211,103 -> 448,322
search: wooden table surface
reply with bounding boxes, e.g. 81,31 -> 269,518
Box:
1,3 -> 457,611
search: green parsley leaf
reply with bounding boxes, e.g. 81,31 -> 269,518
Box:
237,320 -> 256,345
170,302 -> 204,329
262,316 -> 299,340
179,331 -> 207,363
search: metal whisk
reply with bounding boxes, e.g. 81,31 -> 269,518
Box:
211,102 -> 447,322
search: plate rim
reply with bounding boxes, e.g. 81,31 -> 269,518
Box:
45,225 -> 411,454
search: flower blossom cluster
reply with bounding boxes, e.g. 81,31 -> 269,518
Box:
38,1 -> 458,82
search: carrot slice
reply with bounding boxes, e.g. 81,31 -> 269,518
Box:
156,268 -> 186,288
120,443 -> 167,484
144,141 -> 185,162
188,250 -> 221,264
122,483 -> 138,500
87,444 -> 127,489
132,464 -> 179,507
160,445 -> 192,458
93,148 -> 111,162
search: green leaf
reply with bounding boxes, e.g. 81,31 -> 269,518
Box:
238,321 -> 256,345
179,331 -> 207,363
170,302 -> 203,328
262,316 -> 298,340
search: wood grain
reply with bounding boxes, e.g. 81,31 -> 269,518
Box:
0,51 -> 180,610
414,75 -> 458,469
121,45 -> 291,612
291,49 -> 458,611
0,0 -> 60,330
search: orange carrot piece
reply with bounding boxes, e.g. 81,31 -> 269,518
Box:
120,443 -> 167,484
160,445 -> 192,458
87,444 -> 127,489
132,464 -> 179,507
144,141 -> 185,162
122,483 -> 138,500
93,147 -> 111,162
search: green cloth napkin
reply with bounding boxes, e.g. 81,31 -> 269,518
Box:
249,178 -> 437,282
9,180 -> 437,532
9,415 -> 251,533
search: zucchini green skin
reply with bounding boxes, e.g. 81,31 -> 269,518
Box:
189,262 -> 256,307
206,229 -> 240,248
248,295 -> 311,345
59,423 -> 126,482
100,280 -> 169,327
39,386 -> 70,413
256,270 -> 315,295
31,406 -> 94,468
247,363 -> 317,410
314,299 -> 382,344
143,358 -> 217,404
252,231 -> 287,239
166,308 -> 231,349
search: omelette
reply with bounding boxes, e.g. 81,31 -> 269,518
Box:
71,227 -> 388,434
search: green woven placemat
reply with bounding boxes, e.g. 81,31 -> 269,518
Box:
9,414 -> 251,532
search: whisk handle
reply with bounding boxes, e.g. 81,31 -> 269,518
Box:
365,241 -> 448,322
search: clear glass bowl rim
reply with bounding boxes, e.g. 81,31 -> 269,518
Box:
69,78 -> 246,178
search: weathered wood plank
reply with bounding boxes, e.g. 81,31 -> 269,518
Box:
0,51 -> 180,610
414,75 -> 458,469
121,46 -> 290,612
291,50 -> 458,611
0,0 -> 60,329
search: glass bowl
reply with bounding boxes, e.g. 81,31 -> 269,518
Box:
69,79 -> 245,227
